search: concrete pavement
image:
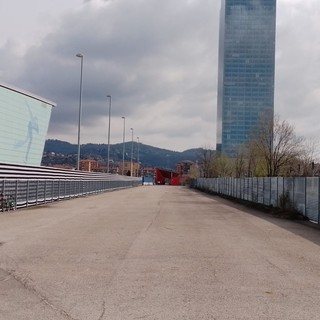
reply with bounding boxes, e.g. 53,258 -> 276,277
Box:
1,186 -> 320,319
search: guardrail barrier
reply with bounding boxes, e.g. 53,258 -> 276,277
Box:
0,163 -> 141,211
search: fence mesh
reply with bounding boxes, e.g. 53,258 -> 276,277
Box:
193,177 -> 320,224
0,164 -> 141,212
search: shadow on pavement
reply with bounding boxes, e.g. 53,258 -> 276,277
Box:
192,188 -> 320,248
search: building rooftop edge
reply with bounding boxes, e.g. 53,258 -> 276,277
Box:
0,81 -> 57,107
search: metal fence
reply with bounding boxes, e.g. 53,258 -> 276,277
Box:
0,163 -> 141,211
192,177 -> 320,224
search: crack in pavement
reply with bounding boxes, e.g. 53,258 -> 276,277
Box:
145,201 -> 162,233
1,267 -> 81,320
97,300 -> 106,320
94,204 -> 163,319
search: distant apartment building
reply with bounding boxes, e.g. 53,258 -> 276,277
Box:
176,160 -> 195,176
176,160 -> 196,185
122,160 -> 139,177
216,0 -> 276,156
79,159 -> 98,172
0,82 -> 55,166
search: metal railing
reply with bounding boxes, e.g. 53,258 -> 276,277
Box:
0,163 -> 141,211
192,177 -> 320,224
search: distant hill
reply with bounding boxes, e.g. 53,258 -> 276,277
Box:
42,139 -> 208,169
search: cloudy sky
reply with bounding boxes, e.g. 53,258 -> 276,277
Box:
0,0 -> 320,152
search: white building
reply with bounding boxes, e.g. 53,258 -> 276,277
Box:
0,83 -> 56,166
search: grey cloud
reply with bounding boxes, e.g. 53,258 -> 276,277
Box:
275,0 -> 320,142
5,0 -> 218,150
6,0 -> 320,152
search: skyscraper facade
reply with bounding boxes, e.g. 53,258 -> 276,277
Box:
216,0 -> 276,156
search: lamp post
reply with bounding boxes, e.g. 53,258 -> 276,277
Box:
122,116 -> 126,175
130,127 -> 134,176
76,53 -> 83,171
107,95 -> 112,173
137,136 -> 140,177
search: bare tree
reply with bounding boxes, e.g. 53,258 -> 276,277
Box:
199,147 -> 234,178
289,139 -> 320,176
248,115 -> 304,177
233,145 -> 247,177
199,148 -> 215,178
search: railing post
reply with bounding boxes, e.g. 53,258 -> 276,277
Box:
251,177 -> 254,203
52,180 -> 54,202
3,179 -> 6,198
292,177 -> 295,207
15,180 -> 18,210
26,180 -> 29,208
44,180 -> 47,204
36,180 -> 39,205
304,177 -> 307,219
262,177 -> 265,205
318,177 -> 320,225
269,177 -> 272,206
276,177 -> 278,207
318,177 -> 320,227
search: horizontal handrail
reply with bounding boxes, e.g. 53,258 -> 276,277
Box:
0,163 -> 141,211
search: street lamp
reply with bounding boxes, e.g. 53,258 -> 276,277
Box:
137,136 -> 140,177
76,53 -> 83,171
122,116 -> 126,175
107,95 -> 112,173
130,127 -> 134,176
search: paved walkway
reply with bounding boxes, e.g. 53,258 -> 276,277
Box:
1,186 -> 320,320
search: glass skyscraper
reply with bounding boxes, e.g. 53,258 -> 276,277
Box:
216,0 -> 276,156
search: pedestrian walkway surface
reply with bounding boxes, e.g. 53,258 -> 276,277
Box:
1,186 -> 320,320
